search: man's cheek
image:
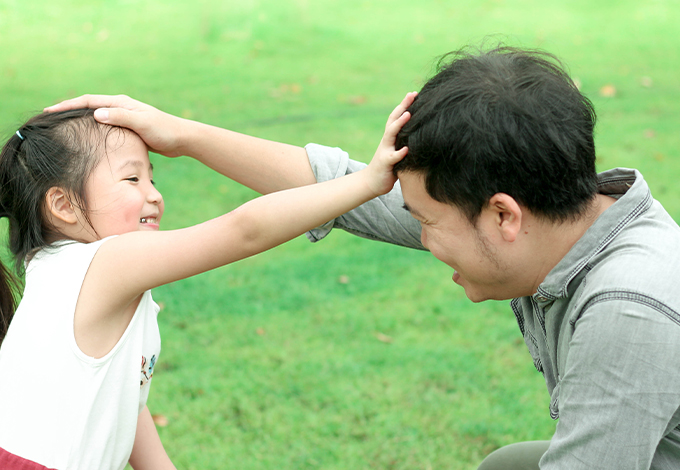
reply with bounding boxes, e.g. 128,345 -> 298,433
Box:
428,245 -> 452,267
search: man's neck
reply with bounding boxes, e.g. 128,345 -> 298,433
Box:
526,194 -> 617,296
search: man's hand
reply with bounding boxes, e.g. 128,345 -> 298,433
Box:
45,94 -> 187,157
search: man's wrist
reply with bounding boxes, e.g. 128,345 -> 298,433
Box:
175,117 -> 203,158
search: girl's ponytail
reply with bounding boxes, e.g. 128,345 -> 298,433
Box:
0,109 -> 107,344
0,194 -> 19,345
0,256 -> 19,346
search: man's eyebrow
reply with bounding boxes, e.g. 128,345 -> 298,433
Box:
402,203 -> 423,218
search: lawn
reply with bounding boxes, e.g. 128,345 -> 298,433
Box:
1,0 -> 679,468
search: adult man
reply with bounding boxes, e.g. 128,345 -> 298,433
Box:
48,46 -> 680,469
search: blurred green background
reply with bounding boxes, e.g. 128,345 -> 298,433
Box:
1,0 -> 678,468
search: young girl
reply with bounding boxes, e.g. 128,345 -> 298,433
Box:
0,99 -> 411,469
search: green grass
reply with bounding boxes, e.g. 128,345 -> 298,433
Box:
1,0 -> 679,468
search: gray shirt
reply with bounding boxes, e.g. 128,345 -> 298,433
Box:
305,143 -> 680,469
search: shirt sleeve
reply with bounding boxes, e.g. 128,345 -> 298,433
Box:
304,143 -> 425,250
541,298 -> 680,469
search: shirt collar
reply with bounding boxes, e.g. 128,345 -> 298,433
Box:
533,168 -> 653,303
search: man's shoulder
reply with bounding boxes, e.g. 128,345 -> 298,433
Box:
571,206 -> 680,319
591,198 -> 680,273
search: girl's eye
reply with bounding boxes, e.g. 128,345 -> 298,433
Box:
126,177 -> 139,183
151,179 -> 156,186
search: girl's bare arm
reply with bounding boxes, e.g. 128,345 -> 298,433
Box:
74,101 -> 411,358
46,93 -> 416,194
128,406 -> 177,470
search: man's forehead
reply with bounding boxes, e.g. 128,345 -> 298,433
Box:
398,171 -> 472,225
397,170 -> 426,191
398,171 -> 436,210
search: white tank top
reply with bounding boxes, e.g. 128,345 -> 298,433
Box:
0,238 -> 161,470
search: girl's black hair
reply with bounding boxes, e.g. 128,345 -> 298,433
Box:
0,108 -> 110,345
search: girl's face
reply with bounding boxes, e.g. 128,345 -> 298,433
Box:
82,131 -> 164,240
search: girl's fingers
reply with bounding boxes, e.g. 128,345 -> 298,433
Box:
387,145 -> 409,164
383,111 -> 411,144
385,92 -> 417,128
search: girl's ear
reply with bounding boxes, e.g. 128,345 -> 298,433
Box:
45,187 -> 77,224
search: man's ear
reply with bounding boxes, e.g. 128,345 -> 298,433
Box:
487,193 -> 522,243
45,187 -> 77,224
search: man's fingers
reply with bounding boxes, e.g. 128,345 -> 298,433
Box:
44,94 -> 103,112
93,107 -> 135,128
45,95 -> 151,135
93,108 -> 111,122
44,94 -> 139,113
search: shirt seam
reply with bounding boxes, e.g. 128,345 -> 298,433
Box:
572,290 -> 680,327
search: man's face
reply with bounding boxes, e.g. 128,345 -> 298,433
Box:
399,171 -> 513,302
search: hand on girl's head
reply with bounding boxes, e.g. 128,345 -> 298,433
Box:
45,94 -> 186,159
1,109 -> 165,258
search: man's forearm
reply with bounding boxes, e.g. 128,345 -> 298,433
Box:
45,94 -> 319,195
180,120 -> 317,194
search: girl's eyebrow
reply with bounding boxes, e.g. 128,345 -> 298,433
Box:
118,160 -> 154,171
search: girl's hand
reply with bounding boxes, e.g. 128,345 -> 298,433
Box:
364,92 -> 416,196
44,95 -> 187,158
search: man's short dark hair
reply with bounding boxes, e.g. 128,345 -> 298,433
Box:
394,45 -> 598,224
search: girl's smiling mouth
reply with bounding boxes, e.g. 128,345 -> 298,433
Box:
140,217 -> 157,224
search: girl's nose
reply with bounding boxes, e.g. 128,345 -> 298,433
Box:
147,185 -> 163,205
